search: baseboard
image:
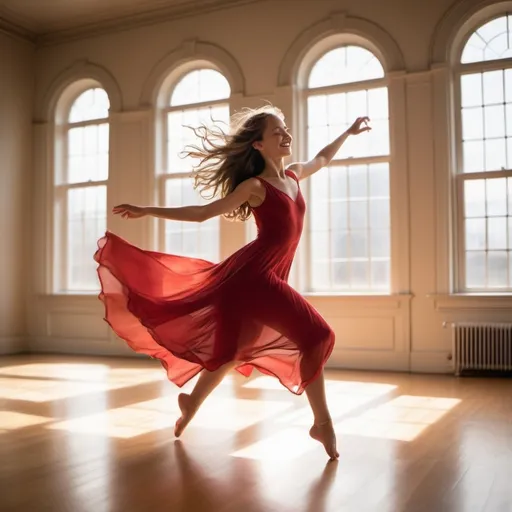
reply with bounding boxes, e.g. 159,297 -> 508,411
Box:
0,337 -> 26,355
28,337 -> 142,357
328,350 -> 410,372
410,351 -> 452,374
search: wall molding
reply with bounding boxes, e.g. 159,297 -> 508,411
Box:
140,39 -> 245,107
428,294 -> 512,312
35,0 -> 263,46
278,11 -> 405,88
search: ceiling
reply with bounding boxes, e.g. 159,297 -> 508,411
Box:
0,0 -> 261,42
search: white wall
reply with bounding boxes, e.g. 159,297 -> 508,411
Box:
28,0 -> 512,370
0,33 -> 34,354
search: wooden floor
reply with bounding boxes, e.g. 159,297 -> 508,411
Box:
0,355 -> 511,512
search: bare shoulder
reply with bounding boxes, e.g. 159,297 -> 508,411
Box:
287,162 -> 304,179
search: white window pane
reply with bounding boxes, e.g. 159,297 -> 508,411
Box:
465,218 -> 486,250
367,119 -> 390,156
487,217 -> 507,249
461,15 -> 512,64
308,46 -> 384,88
333,261 -> 349,287
464,180 -> 486,217
461,74 -> 482,107
351,260 -> 370,288
462,108 -> 483,140
67,186 -> 106,291
371,260 -> 390,289
509,218 -> 512,249
350,231 -> 368,258
488,251 -> 508,287
164,178 -> 219,262
330,166 -> 348,200
509,178 -> 512,214
307,126 -> 329,159
462,140 -> 484,173
347,90 -> 368,120
484,105 -> 506,138
348,165 -> 367,198
309,163 -> 389,293
170,69 -> 230,106
465,251 -> 486,288
368,88 -> 388,120
483,70 -> 504,104
485,139 -> 507,171
508,138 -> 512,169
312,230 -> 330,260
332,231 -> 348,259
506,69 -> 512,103
486,178 -> 508,216
69,88 -> 109,123
307,95 -> 328,127
371,229 -> 390,258
327,94 -> 347,126
369,163 -> 390,197
310,199 -> 329,228
311,261 -> 330,290
330,201 -> 348,231
349,201 -> 368,229
66,124 -> 109,183
370,199 -> 389,228
506,104 -> 512,137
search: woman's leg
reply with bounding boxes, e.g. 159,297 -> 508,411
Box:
174,361 -> 237,437
304,371 -> 339,460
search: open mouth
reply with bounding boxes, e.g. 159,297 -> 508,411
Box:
280,141 -> 291,148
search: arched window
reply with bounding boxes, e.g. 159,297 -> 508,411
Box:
54,85 -> 110,292
158,67 -> 230,262
305,45 -> 390,293
456,14 -> 512,290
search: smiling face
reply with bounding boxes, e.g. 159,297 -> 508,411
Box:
252,114 -> 292,160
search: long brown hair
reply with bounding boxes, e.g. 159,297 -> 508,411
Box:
182,105 -> 283,221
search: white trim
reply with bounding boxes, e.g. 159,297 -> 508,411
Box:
141,40 -> 244,108
278,11 -> 405,87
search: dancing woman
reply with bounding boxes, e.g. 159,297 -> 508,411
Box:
95,106 -> 370,460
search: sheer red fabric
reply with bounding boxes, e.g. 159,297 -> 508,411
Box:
94,170 -> 334,394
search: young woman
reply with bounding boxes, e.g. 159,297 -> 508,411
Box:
95,106 -> 370,460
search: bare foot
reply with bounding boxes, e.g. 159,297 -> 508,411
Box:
309,420 -> 339,460
174,393 -> 198,437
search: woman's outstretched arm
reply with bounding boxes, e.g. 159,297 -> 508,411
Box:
112,178 -> 259,223
289,117 -> 371,181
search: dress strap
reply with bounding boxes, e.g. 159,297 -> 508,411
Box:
285,169 -> 299,182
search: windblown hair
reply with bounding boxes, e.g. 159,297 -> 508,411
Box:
182,105 -> 283,221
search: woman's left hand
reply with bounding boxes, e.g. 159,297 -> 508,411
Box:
347,117 -> 371,135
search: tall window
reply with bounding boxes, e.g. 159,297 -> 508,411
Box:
456,15 -> 512,290
158,68 -> 230,262
54,87 -> 110,292
305,45 -> 390,293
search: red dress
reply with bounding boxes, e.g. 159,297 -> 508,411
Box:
94,170 -> 334,395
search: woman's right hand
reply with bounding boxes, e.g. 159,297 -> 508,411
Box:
112,204 -> 146,219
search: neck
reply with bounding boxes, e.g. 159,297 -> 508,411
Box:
261,157 -> 286,178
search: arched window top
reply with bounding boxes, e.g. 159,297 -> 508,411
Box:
170,68 -> 231,107
68,87 -> 110,123
308,45 -> 385,88
461,14 -> 512,63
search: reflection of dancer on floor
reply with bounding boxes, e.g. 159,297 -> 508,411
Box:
98,106 -> 370,461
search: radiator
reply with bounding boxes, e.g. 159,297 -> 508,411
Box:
451,323 -> 512,376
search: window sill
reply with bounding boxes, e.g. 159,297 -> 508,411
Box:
302,293 -> 413,310
427,293 -> 512,311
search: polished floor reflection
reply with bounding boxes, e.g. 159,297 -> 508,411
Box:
0,355 -> 511,512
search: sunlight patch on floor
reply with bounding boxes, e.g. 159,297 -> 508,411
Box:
334,395 -> 461,442
48,396 -> 294,438
0,411 -> 52,432
231,428 -> 318,460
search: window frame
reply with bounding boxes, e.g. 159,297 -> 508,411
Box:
453,15 -> 512,292
156,65 -> 231,262
301,44 -> 392,295
52,84 -> 110,294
